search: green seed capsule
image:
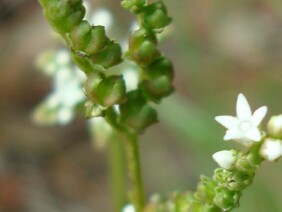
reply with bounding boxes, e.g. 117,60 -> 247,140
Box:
128,29 -> 160,65
93,76 -> 127,107
40,0 -> 85,34
71,51 -> 105,74
121,0 -> 146,13
140,57 -> 174,102
143,57 -> 174,80
91,42 -> 123,68
140,1 -> 172,29
120,90 -> 158,132
84,73 -> 105,101
71,21 -> 108,54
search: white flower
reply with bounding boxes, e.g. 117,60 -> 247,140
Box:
215,93 -> 267,146
122,204 -> 135,212
260,138 -> 282,161
212,150 -> 236,169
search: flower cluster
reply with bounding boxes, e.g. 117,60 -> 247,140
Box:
214,93 -> 282,163
144,94 -> 282,211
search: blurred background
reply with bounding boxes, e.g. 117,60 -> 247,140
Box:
0,0 -> 282,211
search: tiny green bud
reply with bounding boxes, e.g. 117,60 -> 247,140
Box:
120,90 -> 158,132
140,1 -> 172,29
214,168 -> 254,191
94,75 -> 127,107
91,42 -> 122,68
267,115 -> 282,139
235,151 -> 259,174
194,176 -> 217,204
71,21 -> 108,54
213,187 -> 240,211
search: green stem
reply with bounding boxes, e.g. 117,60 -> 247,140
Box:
123,132 -> 145,212
109,132 -> 127,212
105,108 -> 145,211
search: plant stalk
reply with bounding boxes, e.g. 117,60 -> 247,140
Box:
123,132 -> 145,212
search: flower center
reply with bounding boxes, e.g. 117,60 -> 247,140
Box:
239,121 -> 252,132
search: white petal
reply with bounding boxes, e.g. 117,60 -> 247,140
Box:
212,150 -> 236,169
224,129 -> 243,140
215,116 -> 239,129
260,139 -> 282,161
236,93 -> 252,120
245,128 -> 261,141
251,106 -> 267,127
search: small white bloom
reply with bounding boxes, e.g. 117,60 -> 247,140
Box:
260,138 -> 282,161
122,204 -> 135,212
215,93 -> 267,146
212,150 -> 236,169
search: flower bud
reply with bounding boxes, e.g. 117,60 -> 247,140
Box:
40,0 -> 85,34
128,29 -> 161,65
141,1 -> 172,29
71,21 -> 108,54
213,187 -> 240,211
91,42 -> 122,68
120,90 -> 158,132
212,150 -> 236,170
260,138 -> 282,161
267,115 -> 282,139
140,57 -> 174,102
